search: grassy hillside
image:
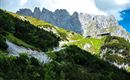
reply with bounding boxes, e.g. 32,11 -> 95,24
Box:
66,37 -> 106,55
0,9 -> 60,51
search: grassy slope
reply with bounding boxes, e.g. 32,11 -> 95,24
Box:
0,9 -> 60,51
0,10 -> 37,50
7,12 -> 56,49
67,37 -> 106,55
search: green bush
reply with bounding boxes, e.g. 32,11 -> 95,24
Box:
0,54 -> 45,80
0,35 -> 8,50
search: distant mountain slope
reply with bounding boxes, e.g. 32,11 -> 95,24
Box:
17,7 -> 130,40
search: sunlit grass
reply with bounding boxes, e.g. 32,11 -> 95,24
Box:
66,37 -> 106,55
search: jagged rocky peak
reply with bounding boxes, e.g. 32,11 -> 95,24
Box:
41,8 -> 52,13
71,12 -> 82,33
17,8 -> 33,16
54,9 -> 70,16
33,7 -> 41,18
53,9 -> 71,21
79,13 -> 118,29
16,7 -> 130,40
72,12 -> 78,17
34,7 -> 41,12
40,8 -> 52,22
16,7 -> 82,33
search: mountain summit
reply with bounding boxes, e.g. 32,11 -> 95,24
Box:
17,7 -> 130,40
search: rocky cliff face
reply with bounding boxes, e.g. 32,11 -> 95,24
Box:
17,7 -> 130,40
17,7 -> 82,33
78,13 -> 130,40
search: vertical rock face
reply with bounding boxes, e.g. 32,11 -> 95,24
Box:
16,7 -> 130,40
71,12 -> 82,33
40,8 -> 53,23
78,13 -> 118,36
78,13 -> 130,40
52,9 -> 72,31
17,8 -> 82,33
33,7 -> 41,18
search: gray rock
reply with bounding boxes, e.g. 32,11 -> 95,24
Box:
33,7 -> 41,18
17,8 -> 33,17
78,13 -> 130,40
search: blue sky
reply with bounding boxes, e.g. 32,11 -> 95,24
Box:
0,0 -> 130,32
119,9 -> 130,32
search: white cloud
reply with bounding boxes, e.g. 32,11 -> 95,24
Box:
93,0 -> 130,20
1,0 -> 130,20
36,0 -> 130,19
38,0 -> 106,15
115,0 -> 130,5
94,0 -> 130,11
19,0 -> 28,6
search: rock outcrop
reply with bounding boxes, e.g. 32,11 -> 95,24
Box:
17,8 -> 33,17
